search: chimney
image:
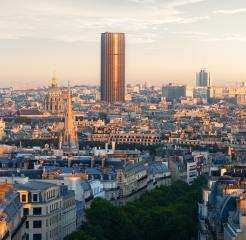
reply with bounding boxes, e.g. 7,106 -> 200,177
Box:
91,156 -> 95,168
102,156 -> 105,169
112,141 -> 116,151
221,168 -> 227,176
105,142 -> 108,152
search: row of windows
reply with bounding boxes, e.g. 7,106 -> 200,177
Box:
111,135 -> 160,139
26,233 -> 41,240
46,189 -> 57,200
21,193 -> 39,203
50,226 -> 60,239
47,104 -> 63,111
64,199 -> 75,209
26,220 -> 42,229
49,201 -> 61,213
111,138 -> 159,142
49,213 -> 61,226
23,207 -> 42,216
23,201 -> 62,217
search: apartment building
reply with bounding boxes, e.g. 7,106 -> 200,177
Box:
15,181 -> 76,240
110,133 -> 162,145
117,162 -> 148,203
198,175 -> 246,240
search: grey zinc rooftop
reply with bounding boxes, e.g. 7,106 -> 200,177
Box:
15,181 -> 57,191
0,192 -> 20,223
124,162 -> 146,174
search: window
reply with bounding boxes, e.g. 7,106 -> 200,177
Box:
32,194 -> 38,202
33,207 -> 42,215
26,221 -> 29,229
21,194 -> 27,202
23,208 -> 29,216
33,220 -> 42,228
33,234 -> 42,240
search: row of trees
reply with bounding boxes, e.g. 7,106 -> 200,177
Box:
66,178 -> 206,240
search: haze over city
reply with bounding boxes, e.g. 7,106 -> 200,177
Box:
1,0 -> 246,87
2,1 -> 246,240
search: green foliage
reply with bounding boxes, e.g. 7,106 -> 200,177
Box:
66,177 -> 206,240
14,116 -> 32,124
64,231 -> 96,240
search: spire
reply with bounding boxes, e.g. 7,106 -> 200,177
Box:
67,81 -> 71,101
228,146 -> 232,157
66,81 -> 72,125
62,82 -> 78,154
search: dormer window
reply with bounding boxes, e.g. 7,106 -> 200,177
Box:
32,193 -> 38,202
20,192 -> 28,203
22,194 -> 26,202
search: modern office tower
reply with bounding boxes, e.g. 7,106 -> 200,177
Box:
162,83 -> 186,101
196,69 -> 210,87
101,32 -> 125,102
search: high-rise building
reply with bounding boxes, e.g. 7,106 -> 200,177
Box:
196,69 -> 210,87
193,87 -> 209,104
62,84 -> 79,154
162,83 -> 186,101
101,32 -> 125,102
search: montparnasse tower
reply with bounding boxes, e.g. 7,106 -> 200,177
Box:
62,83 -> 79,154
101,32 -> 125,103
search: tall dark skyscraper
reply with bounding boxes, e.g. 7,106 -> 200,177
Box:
196,69 -> 210,87
101,32 -> 125,102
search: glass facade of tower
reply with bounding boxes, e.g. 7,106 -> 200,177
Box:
196,69 -> 209,87
101,32 -> 125,102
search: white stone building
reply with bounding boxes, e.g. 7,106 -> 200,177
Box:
15,181 -> 76,240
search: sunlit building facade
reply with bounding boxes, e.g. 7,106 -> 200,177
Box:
44,76 -> 64,115
162,83 -> 186,102
16,181 -> 76,240
101,32 -> 125,102
61,85 -> 79,154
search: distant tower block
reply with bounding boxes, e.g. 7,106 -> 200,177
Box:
101,32 -> 125,102
196,69 -> 210,87
62,83 -> 79,154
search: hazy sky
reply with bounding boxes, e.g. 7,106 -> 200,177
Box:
1,0 -> 246,87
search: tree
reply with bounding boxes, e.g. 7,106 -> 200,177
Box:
14,116 -> 32,124
66,177 -> 206,240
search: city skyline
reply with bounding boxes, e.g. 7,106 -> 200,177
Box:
1,0 -> 246,87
